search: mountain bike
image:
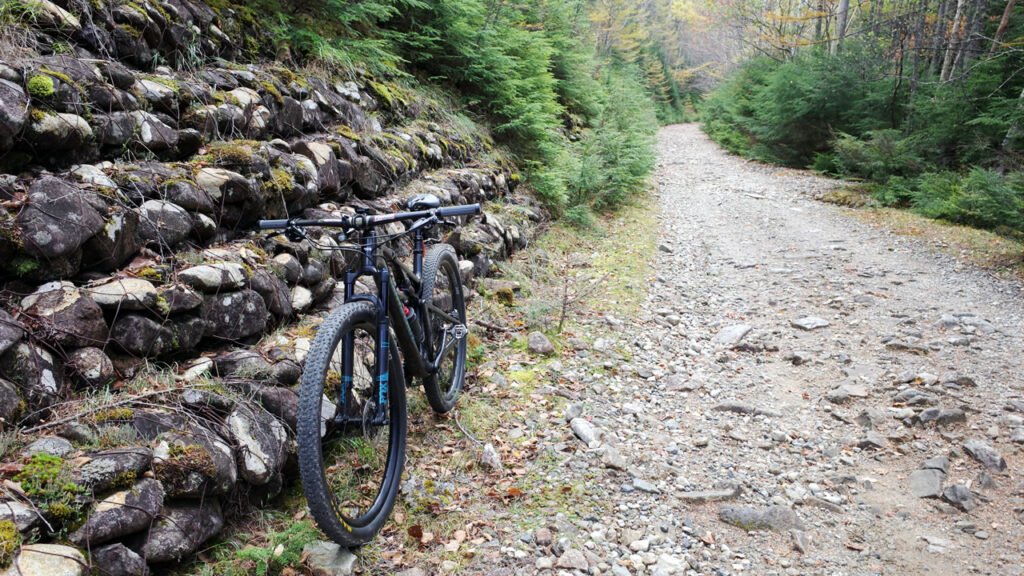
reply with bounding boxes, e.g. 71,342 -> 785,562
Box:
259,194 -> 479,546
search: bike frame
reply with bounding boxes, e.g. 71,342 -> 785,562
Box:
332,229 -> 416,428
258,202 -> 478,430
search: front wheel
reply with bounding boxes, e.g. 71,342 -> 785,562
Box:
297,302 -> 406,546
421,244 -> 468,413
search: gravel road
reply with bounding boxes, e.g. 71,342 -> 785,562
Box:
489,124 -> 1024,576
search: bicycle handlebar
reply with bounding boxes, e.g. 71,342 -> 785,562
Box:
257,204 -> 481,232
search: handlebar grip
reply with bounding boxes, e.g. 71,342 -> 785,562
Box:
438,204 -> 481,217
258,219 -> 290,229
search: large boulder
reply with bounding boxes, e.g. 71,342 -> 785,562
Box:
1,543 -> 86,576
249,268 -> 293,321
178,262 -> 249,293
240,383 -> 298,432
20,281 -> 108,348
227,404 -> 288,487
69,164 -> 118,190
24,111 -> 93,150
0,342 -> 62,421
128,411 -> 187,441
158,284 -> 203,313
213,349 -> 273,380
91,544 -> 149,576
86,83 -> 140,113
81,205 -> 142,272
0,310 -> 25,357
141,501 -> 224,563
69,478 -> 163,547
88,277 -> 159,311
194,167 -> 252,203
0,79 -> 28,153
0,499 -> 44,533
22,0 -> 81,32
131,111 -> 178,151
93,112 -> 137,147
72,447 -> 153,494
110,314 -> 204,356
138,200 -> 192,247
17,177 -> 105,260
161,179 -> 214,213
136,79 -> 178,114
152,426 -> 236,498
202,289 -> 268,340
0,378 -> 23,424
66,347 -> 115,388
271,253 -> 302,284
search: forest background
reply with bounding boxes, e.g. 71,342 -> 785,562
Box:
698,0 -> 1024,236
91,0 -> 1024,232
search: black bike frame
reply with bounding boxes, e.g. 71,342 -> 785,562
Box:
338,229 -> 425,428
259,203 -> 479,429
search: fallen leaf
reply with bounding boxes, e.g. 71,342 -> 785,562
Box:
2,480 -> 25,497
0,464 -> 24,476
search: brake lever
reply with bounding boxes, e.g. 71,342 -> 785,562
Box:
440,219 -> 458,227
285,225 -> 307,243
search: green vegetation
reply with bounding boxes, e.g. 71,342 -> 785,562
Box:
700,2 -> 1024,236
0,520 -> 19,568
14,453 -> 85,525
227,520 -> 320,575
203,0 -> 681,220
26,74 -> 54,98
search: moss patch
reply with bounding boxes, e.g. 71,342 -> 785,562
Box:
0,520 -> 19,569
14,453 -> 84,527
154,443 -> 217,497
26,75 -> 54,98
333,124 -> 360,141
93,407 -> 134,423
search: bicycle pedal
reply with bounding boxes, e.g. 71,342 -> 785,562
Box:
452,324 -> 469,339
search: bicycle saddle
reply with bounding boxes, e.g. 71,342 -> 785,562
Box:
406,193 -> 441,211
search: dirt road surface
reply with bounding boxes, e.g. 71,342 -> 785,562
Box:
481,124 -> 1024,576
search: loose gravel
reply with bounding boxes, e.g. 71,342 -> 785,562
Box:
455,124 -> 1024,576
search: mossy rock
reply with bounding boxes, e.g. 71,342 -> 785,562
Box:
494,287 -> 515,306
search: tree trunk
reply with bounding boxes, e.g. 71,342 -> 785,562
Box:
907,0 -> 931,132
932,0 -> 951,73
990,0 -> 1017,54
953,0 -> 989,79
940,0 -> 966,82
831,0 -> 851,54
815,0 -> 824,42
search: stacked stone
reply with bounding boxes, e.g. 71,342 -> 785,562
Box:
0,395 -> 292,573
0,50 -> 467,168
0,1 -> 550,573
9,0 -> 274,74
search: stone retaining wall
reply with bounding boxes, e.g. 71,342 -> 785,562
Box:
0,1 -> 547,573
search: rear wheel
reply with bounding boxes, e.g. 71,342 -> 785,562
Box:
297,302 -> 406,546
421,244 -> 467,413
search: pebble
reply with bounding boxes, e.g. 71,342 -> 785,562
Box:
963,439 -> 1007,472
791,316 -> 830,330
